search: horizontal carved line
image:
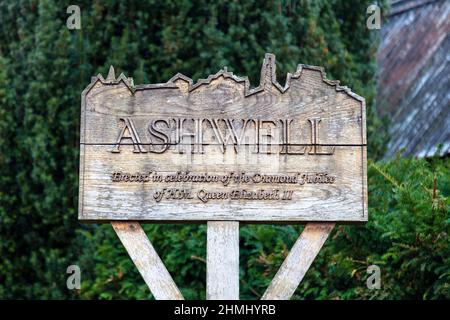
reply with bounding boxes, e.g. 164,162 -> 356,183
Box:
80,143 -> 367,147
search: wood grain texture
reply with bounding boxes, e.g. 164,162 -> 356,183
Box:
81,145 -> 365,222
206,221 -> 239,300
79,54 -> 368,223
111,221 -> 184,300
261,222 -> 335,300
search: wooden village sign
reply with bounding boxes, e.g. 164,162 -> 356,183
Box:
78,54 -> 367,300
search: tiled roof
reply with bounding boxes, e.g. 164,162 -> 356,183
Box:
377,0 -> 449,158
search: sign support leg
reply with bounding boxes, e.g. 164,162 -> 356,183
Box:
112,221 -> 184,300
207,221 -> 240,300
262,222 -> 335,300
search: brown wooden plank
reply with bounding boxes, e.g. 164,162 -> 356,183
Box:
206,221 -> 240,300
112,221 -> 184,300
79,54 -> 367,223
80,145 -> 365,222
261,222 -> 335,300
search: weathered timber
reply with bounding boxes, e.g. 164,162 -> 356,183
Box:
261,222 -> 335,300
112,222 -> 184,300
79,54 -> 367,222
206,221 -> 240,300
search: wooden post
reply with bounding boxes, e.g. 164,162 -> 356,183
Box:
112,222 -> 184,300
207,221 -> 240,300
262,222 -> 335,300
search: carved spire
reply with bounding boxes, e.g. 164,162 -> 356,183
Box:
259,53 -> 277,89
106,65 -> 116,82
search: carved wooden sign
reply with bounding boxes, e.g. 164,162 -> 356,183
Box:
78,54 -> 367,222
